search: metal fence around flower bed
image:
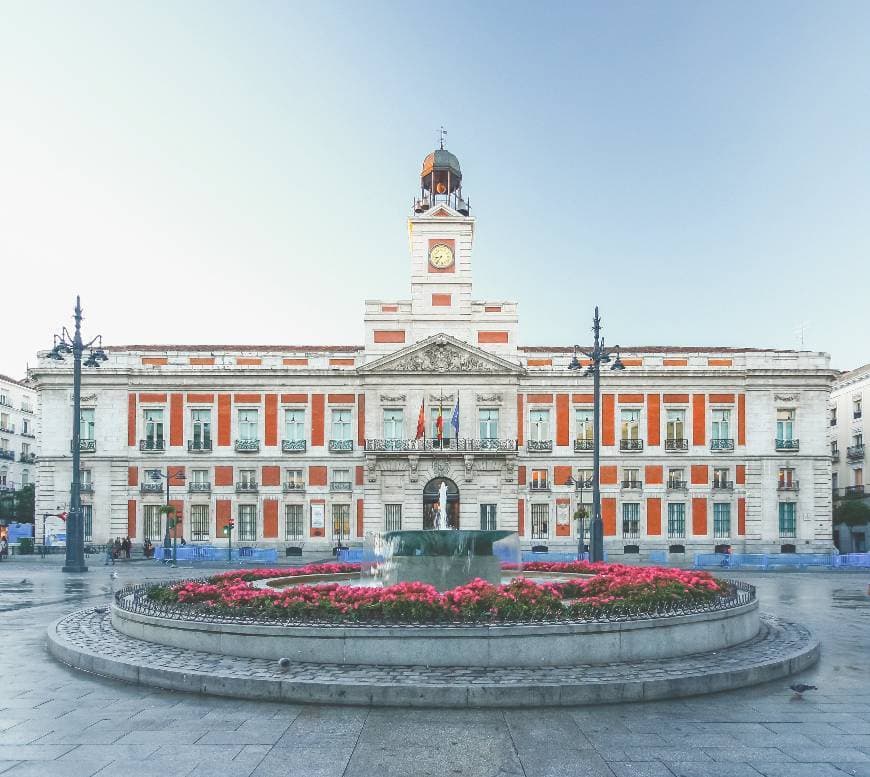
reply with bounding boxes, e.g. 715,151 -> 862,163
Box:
693,552 -> 870,570
112,578 -> 756,628
152,545 -> 278,563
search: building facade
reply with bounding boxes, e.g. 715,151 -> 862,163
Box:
31,148 -> 836,557
0,374 -> 38,493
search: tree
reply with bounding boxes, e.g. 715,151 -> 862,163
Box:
833,499 -> 870,527
0,484 -> 34,523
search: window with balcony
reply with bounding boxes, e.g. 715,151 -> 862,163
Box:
143,504 -> 161,539
80,408 -> 95,441
480,504 -> 497,531
710,409 -> 733,450
142,409 -> 163,450
530,468 -> 549,490
574,409 -> 593,449
190,504 -> 210,541
667,503 -> 686,538
383,409 -> 404,441
80,469 -> 92,491
82,504 -> 93,542
285,504 -> 304,540
778,502 -> 796,537
530,503 -> 549,539
21,470 -> 29,487
576,468 -> 593,489
285,468 -> 304,490
854,396 -> 863,419
21,419 -> 30,436
238,469 -> 257,491
776,409 -> 796,446
479,408 -> 499,440
622,468 -> 641,489
665,409 -> 687,450
331,468 -> 351,491
830,407 -> 837,426
668,468 -> 686,489
238,409 -> 258,441
238,504 -> 257,541
0,413 -> 9,433
332,503 -> 350,540
620,409 -> 641,450
384,504 -> 402,532
713,503 -> 731,538
190,469 -> 210,492
284,408 -> 306,442
529,409 -> 551,448
191,409 -> 212,451
712,467 -> 731,489
622,503 -> 640,538
778,467 -> 797,491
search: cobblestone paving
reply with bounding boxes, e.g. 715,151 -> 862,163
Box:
0,557 -> 868,777
54,608 -> 814,688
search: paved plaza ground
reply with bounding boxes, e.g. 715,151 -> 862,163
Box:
0,556 -> 868,777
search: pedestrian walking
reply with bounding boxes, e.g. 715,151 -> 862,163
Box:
123,537 -> 131,559
0,537 -> 8,561
104,538 -> 114,566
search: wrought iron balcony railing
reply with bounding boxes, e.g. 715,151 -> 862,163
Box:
329,439 -> 354,453
235,481 -> 258,492
330,481 -> 352,491
665,438 -> 688,451
0,397 -> 11,407
187,439 -> 212,453
777,481 -> 799,492
710,438 -> 734,451
529,482 -> 550,491
235,439 -> 260,453
0,425 -> 14,434
79,483 -> 94,493
620,439 -> 644,451
845,485 -> 866,498
364,438 -> 518,454
20,431 -> 36,438
712,481 -> 734,490
573,439 -> 594,452
527,439 -> 553,452
283,482 -> 305,492
621,480 -> 643,489
667,480 -> 687,490
76,439 -> 96,453
188,482 -> 211,493
831,451 -> 840,463
282,440 -> 307,453
847,445 -> 865,461
140,482 -> 163,494
20,405 -> 34,414
775,439 -> 800,451
139,439 -> 165,452
19,453 -> 36,464
0,449 -> 15,461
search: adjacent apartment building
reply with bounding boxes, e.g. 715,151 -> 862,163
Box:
30,147 -> 836,557
0,374 -> 38,492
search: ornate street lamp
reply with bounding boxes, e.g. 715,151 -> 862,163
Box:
46,296 -> 107,573
568,306 -> 624,563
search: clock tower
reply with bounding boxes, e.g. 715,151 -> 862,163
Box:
363,143 -> 518,356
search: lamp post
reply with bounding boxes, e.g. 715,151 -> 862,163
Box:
46,296 -> 108,573
568,306 -> 625,563
565,475 -> 592,560
149,469 -> 186,565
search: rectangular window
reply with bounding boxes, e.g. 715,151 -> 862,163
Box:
778,502 -> 796,537
480,504 -> 497,531
575,409 -> 593,441
577,468 -> 593,488
22,419 -> 30,435
143,504 -> 161,540
239,468 -> 256,486
622,503 -> 640,538
529,409 -> 550,442
191,409 -> 211,447
284,408 -> 305,442
21,470 -> 29,487
238,409 -> 258,441
21,442 -> 30,457
80,469 -> 92,488
778,467 -> 795,488
854,397 -> 863,419
285,468 -> 304,487
713,503 -> 730,538
238,504 -> 257,541
143,409 -> 163,446
332,468 -> 350,484
667,503 -> 686,538
713,467 -> 730,488
479,408 -> 499,439
668,468 -> 685,487
384,504 -> 402,532
830,407 -> 837,425
332,409 -> 352,441
82,505 -> 93,542
383,409 -> 403,441
711,409 -> 731,441
285,504 -> 304,539
191,468 -> 208,485
0,413 -> 8,431
530,503 -> 549,539
620,409 -> 640,440
666,409 -> 685,440
530,468 -> 549,489
80,408 -> 95,440
776,409 -> 795,442
332,503 -> 350,539
190,504 -> 209,541
623,468 -> 640,487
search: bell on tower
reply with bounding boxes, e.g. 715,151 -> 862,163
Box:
414,129 -> 470,216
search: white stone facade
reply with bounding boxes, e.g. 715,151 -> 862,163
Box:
829,364 -> 868,498
29,149 -> 836,556
0,374 -> 38,494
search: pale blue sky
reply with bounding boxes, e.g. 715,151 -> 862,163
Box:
1,1 -> 868,378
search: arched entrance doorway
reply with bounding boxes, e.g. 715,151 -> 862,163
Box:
423,477 -> 460,530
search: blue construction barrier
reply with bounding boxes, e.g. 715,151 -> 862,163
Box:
694,552 -> 870,570
153,545 -> 278,563
647,550 -> 668,564
521,551 -> 592,563
336,548 -> 364,563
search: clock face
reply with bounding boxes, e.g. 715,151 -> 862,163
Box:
429,243 -> 454,269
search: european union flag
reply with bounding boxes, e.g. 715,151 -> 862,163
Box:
451,396 -> 460,438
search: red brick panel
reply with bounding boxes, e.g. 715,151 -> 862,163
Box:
647,498 -> 662,536
218,394 -> 231,447
283,358 -> 308,366
663,394 -> 690,404
187,393 -> 214,403
189,357 -> 214,366
261,466 -> 280,487
128,466 -> 138,487
216,499 -> 231,537
517,499 -> 525,536
526,393 -> 553,404
517,395 -> 524,446
708,393 -> 735,404
738,498 -> 746,535
236,357 -> 262,366
691,464 -> 709,485
142,357 -> 167,366
311,394 -> 325,446
169,499 -> 184,539
645,465 -> 663,485
572,394 -> 594,404
663,358 -> 688,366
707,358 -> 732,367
647,393 -> 661,447
518,465 -> 526,486
692,498 -> 708,536
553,465 -> 572,486
602,498 -> 617,536
556,394 -> 569,446
214,466 -> 234,487
692,394 -> 706,447
432,294 -> 452,306
600,465 -> 618,485
234,393 -> 261,403
618,394 -> 644,404
357,394 -> 365,446
355,466 -> 364,486
308,466 -> 328,486
736,464 -> 746,485
527,358 -> 552,366
373,330 -> 406,343
602,394 -> 615,446
738,394 -> 746,446
555,498 -> 571,536
263,499 -> 278,538
265,394 -> 278,447
329,358 -> 355,366
281,393 -> 308,404
478,331 -> 509,344
167,465 -> 185,483
328,394 -> 355,404
356,499 -> 364,537
127,393 -> 137,447
139,393 -> 168,403
127,500 -> 137,538
170,393 -> 183,447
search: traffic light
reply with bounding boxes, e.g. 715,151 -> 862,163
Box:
223,520 -> 235,536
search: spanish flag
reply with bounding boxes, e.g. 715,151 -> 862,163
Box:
415,399 -> 425,440
436,401 -> 444,441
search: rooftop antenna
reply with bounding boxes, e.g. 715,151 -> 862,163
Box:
439,125 -> 447,150
794,321 -> 810,348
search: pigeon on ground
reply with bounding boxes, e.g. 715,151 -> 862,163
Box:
278,657 -> 291,672
789,683 -> 817,699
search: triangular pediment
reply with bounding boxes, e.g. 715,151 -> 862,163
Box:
360,333 -> 525,375
417,203 -> 462,219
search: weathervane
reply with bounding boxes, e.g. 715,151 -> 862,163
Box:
439,125 -> 447,150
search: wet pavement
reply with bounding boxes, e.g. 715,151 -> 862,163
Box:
0,557 -> 868,777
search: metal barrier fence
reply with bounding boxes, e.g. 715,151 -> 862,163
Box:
336,548 -> 364,563
521,551 -> 592,563
694,552 -> 870,570
152,545 -> 278,563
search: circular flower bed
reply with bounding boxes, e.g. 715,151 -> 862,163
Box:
145,562 -> 731,625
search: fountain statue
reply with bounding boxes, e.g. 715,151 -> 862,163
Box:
438,481 -> 448,527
